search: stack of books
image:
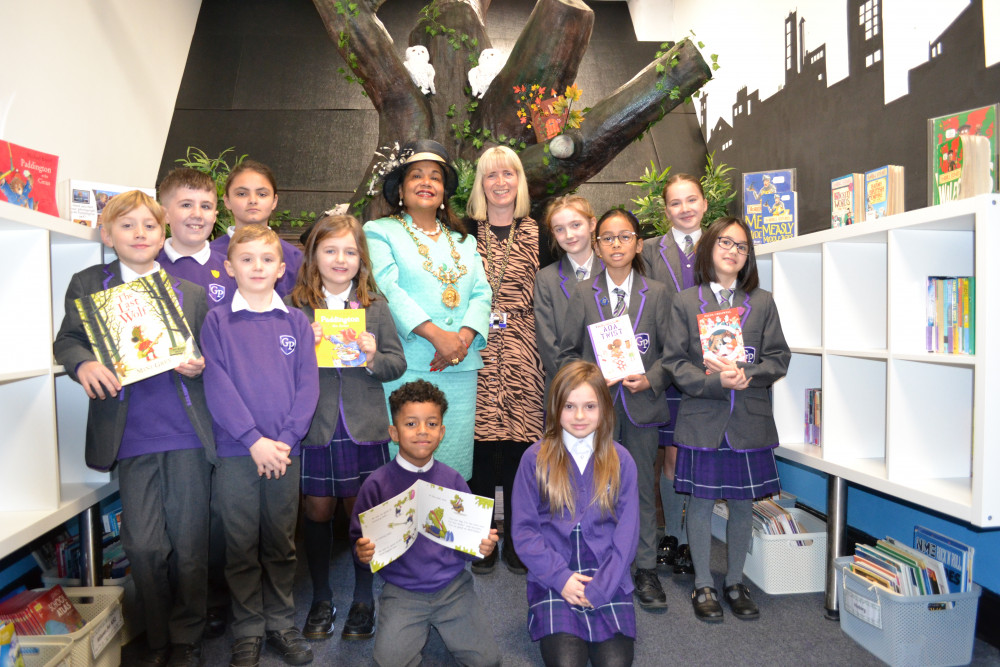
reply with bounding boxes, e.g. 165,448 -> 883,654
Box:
926,276 -> 975,354
804,388 -> 821,446
0,585 -> 85,636
849,525 -> 974,596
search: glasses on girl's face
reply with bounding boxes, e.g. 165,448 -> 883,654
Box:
717,236 -> 750,255
597,232 -> 638,246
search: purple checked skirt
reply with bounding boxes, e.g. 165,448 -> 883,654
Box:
674,437 -> 780,500
526,525 -> 636,643
657,385 -> 682,447
301,414 -> 389,498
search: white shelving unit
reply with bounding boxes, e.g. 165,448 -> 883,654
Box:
758,194 -> 998,528
0,201 -> 119,557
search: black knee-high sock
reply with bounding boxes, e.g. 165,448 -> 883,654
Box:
352,560 -> 375,606
303,517 -> 333,602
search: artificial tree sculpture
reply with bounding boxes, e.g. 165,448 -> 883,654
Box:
312,0 -> 713,217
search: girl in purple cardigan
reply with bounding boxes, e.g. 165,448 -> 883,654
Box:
512,361 -> 640,667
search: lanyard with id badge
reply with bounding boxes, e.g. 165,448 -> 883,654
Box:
484,220 -> 517,329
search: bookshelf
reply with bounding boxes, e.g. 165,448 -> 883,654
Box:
0,201 -> 119,557
757,194 -> 998,528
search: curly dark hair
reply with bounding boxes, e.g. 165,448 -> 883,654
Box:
388,379 -> 449,423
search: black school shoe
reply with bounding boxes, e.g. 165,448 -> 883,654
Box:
657,535 -> 679,569
672,543 -> 695,575
633,568 -> 668,609
166,643 -> 202,667
723,583 -> 760,619
203,606 -> 227,640
138,646 -> 171,667
471,545 -> 498,574
302,600 -> 336,640
691,586 -> 724,622
341,601 -> 376,640
265,628 -> 313,665
502,542 -> 528,575
228,637 -> 261,667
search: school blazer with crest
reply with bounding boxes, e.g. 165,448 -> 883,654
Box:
52,261 -> 217,471
287,292 -> 407,446
663,285 -> 790,451
555,270 -> 671,426
641,233 -> 688,296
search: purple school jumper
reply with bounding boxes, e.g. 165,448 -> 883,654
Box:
200,304 -> 319,456
512,441 -> 639,642
350,459 -> 479,594
210,233 -> 303,298
158,244 -> 236,308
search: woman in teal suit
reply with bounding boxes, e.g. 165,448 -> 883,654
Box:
364,139 -> 492,479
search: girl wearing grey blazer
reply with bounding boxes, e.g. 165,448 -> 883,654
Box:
663,217 -> 790,623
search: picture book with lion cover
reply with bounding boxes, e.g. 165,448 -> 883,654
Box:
74,269 -> 198,385
697,307 -> 746,369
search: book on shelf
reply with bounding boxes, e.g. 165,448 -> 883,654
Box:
742,168 -> 797,244
74,269 -> 200,386
750,498 -> 813,545
0,622 -> 24,667
864,165 -> 904,220
804,388 -> 821,446
57,179 -> 156,228
925,276 -> 974,355
587,315 -> 646,383
0,585 -> 85,636
315,308 -> 367,368
0,140 -> 59,217
927,103 -> 998,206
913,525 -> 974,593
358,480 -> 494,572
697,307 -> 745,370
830,173 -> 864,228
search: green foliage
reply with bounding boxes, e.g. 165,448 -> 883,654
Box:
448,157 -> 477,218
175,146 -> 245,237
701,151 -> 736,224
420,1 -> 478,52
333,1 -> 367,96
626,161 -> 671,236
175,146 -> 318,236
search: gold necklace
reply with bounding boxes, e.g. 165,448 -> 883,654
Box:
482,217 -> 517,305
394,215 -> 468,309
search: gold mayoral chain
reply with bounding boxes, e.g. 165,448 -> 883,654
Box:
394,215 -> 468,309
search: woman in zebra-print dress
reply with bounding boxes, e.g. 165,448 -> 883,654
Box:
466,146 -> 553,575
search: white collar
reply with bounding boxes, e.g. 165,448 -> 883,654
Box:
670,227 -> 702,248
561,430 -> 595,474
225,225 -> 236,238
710,281 -> 738,304
395,453 -> 434,473
606,269 -> 634,294
567,251 -> 595,276
163,238 -> 212,264
323,283 -> 354,309
120,261 -> 161,283
231,289 -> 288,313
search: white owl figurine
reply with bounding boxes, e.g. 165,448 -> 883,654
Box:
404,45 -> 436,95
468,48 -> 506,99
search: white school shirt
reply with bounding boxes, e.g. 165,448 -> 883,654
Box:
162,238 -> 212,264
119,262 -> 161,283
605,270 -> 634,310
396,453 -> 434,473
710,281 -> 738,307
562,430 -> 595,474
231,289 -> 288,313
568,252 -> 596,280
670,227 -> 702,253
323,283 -> 354,310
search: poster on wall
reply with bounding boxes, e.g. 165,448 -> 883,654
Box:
742,169 -> 797,245
927,104 -> 998,206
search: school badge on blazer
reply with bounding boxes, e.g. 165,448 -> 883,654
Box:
744,346 -> 756,363
279,335 -> 297,355
635,332 -> 650,354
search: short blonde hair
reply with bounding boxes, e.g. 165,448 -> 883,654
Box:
467,146 -> 531,221
99,190 -> 165,230
228,224 -> 283,261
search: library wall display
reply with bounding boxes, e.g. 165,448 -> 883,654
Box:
758,194 -> 999,528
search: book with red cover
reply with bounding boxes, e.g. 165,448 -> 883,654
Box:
0,140 -> 59,216
0,586 -> 84,636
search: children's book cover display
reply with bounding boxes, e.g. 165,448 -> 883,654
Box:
928,104 -> 998,205
742,169 -> 797,245
358,480 -> 493,572
586,314 -> 645,383
864,165 -> 905,220
830,173 -> 864,228
58,180 -> 156,228
0,622 -> 24,667
913,525 -> 974,593
74,269 -> 199,385
697,307 -> 746,367
0,140 -> 58,216
314,308 -> 367,368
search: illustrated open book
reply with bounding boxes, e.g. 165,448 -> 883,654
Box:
587,314 -> 645,383
74,269 -> 198,385
358,480 -> 494,572
314,308 -> 367,368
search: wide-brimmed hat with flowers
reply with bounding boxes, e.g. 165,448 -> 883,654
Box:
381,139 -> 459,205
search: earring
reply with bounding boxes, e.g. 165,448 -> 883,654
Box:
399,198 -> 403,207
440,202 -> 445,210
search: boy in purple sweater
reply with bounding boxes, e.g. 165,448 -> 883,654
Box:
53,191 -> 214,667
157,168 -> 236,309
201,225 -> 320,667
351,380 -> 501,667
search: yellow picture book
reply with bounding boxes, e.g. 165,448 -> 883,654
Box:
315,309 -> 367,368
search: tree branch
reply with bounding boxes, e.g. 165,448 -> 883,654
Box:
474,0 -> 594,148
519,39 -> 712,202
